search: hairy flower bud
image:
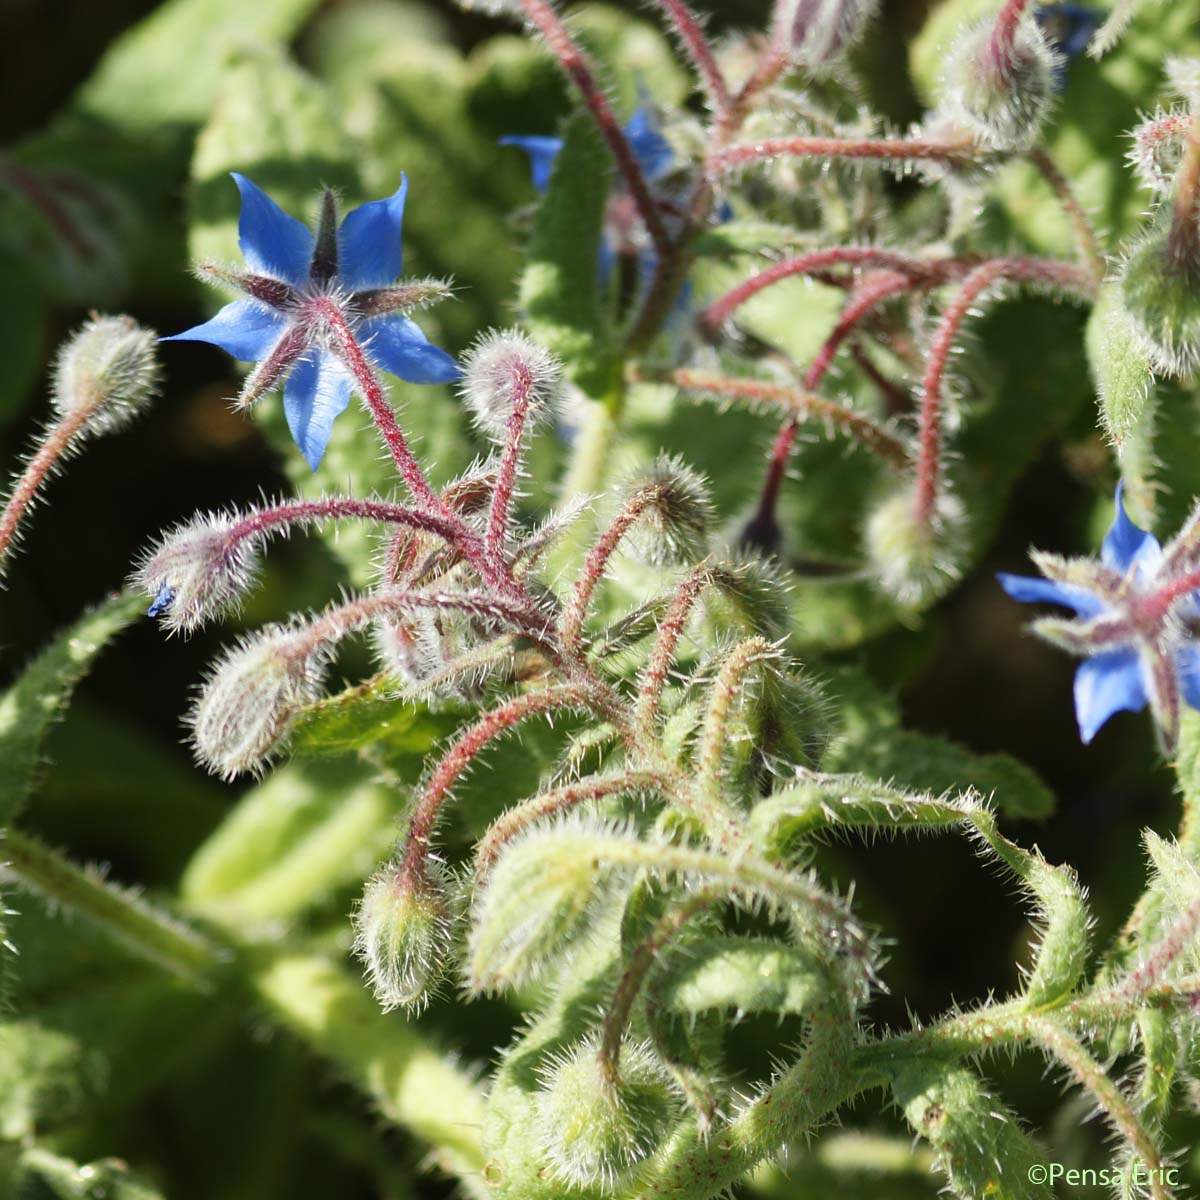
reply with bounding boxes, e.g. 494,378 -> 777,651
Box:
459,329 -> 563,439
778,0 -> 879,68
864,485 -> 967,606
135,512 -> 257,634
1129,107 -> 1190,195
467,818 -> 617,993
622,455 -> 712,565
190,626 -> 329,779
1119,215 -> 1200,377
941,18 -> 1057,151
536,1039 -> 678,1191
52,315 -> 160,435
354,860 -> 453,1012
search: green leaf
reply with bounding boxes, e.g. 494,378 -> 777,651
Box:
891,1060 -> 1050,1200
0,592 -> 142,824
1087,282 -> 1155,449
823,667 -> 1056,820
75,0 -> 323,130
181,758 -> 408,925
517,112 -> 617,401
287,675 -> 462,759
7,1148 -> 163,1200
656,937 -> 827,1017
0,256 -> 47,429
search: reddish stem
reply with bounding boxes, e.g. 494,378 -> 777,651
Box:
474,769 -> 674,878
701,248 -> 974,331
399,684 -> 619,883
707,135 -> 981,176
632,366 -> 909,468
1169,112 -> 1200,268
0,406 -> 92,578
230,497 -> 467,548
1027,148 -> 1106,282
485,360 -> 535,572
912,257 -> 1096,529
517,0 -> 671,256
559,489 -> 663,654
748,270 -> 919,538
653,0 -> 730,113
636,562 -> 715,727
989,0 -> 1032,73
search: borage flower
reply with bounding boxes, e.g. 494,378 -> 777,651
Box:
165,174 -> 458,469
999,485 -> 1200,751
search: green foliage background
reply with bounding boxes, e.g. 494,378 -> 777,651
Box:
2,0 -> 1199,1196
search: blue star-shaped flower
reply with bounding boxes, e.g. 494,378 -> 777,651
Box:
999,484 -> 1200,749
165,173 -> 459,470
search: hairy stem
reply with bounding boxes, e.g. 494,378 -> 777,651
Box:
707,135 -> 983,176
517,0 -> 671,254
0,827 -> 223,987
653,0 -> 730,112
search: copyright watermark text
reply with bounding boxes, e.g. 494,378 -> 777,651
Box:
1027,1163 -> 1180,1188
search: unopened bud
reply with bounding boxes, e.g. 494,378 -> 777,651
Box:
864,484 -> 967,606
52,315 -> 160,434
1129,108 -> 1190,195
135,512 -> 258,634
941,18 -> 1057,151
536,1038 -> 677,1192
190,626 -> 329,779
1119,216 -> 1200,378
778,0 -> 879,69
354,860 -> 453,1012
622,455 -> 712,565
459,329 -> 563,440
467,818 -> 615,993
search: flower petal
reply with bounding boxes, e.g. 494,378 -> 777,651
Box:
361,315 -> 460,385
996,572 -> 1106,618
499,135 -> 563,193
161,299 -> 288,362
1102,482 -> 1163,576
283,350 -> 354,471
232,173 -> 314,284
338,177 -> 408,290
1073,650 -> 1147,743
623,106 -> 674,181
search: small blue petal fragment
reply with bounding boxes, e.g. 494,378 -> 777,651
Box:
624,106 -> 674,181
147,583 -> 176,618
1035,3 -> 1102,60
161,299 -> 287,362
1102,482 -> 1163,576
1074,650 -> 1147,743
232,173 -> 314,284
339,176 -> 408,290
283,351 -> 354,471
499,135 -> 563,193
361,315 -> 461,385
996,572 -> 1106,618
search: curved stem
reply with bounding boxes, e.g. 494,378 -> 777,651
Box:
634,366 -> 910,469
517,0 -> 671,255
0,404 -> 91,578
707,135 -> 983,176
701,249 -> 969,332
913,257 -> 1096,529
1027,148 -> 1106,283
636,561 -> 715,728
653,0 -> 730,113
399,684 -> 626,884
485,359 -> 535,572
1,828 -> 223,988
